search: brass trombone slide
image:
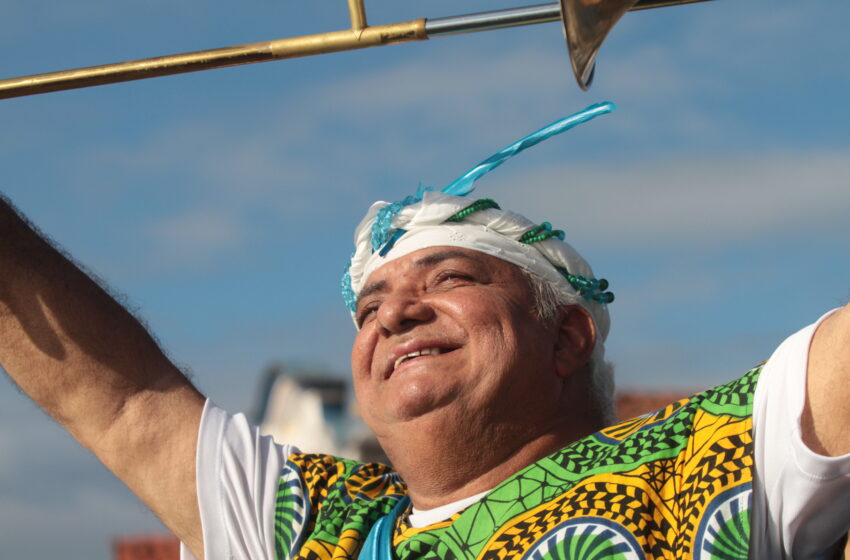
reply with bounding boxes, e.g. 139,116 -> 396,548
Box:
0,0 -> 709,100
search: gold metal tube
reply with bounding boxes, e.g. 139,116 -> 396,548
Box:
348,0 -> 369,32
0,19 -> 426,100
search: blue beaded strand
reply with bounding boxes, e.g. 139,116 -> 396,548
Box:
341,257 -> 357,312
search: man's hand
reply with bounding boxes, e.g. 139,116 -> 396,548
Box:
803,303 -> 850,457
0,196 -> 206,557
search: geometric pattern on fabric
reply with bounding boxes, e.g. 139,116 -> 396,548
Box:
274,366 -> 762,560
275,461 -> 310,559
521,517 -> 644,560
693,484 -> 752,560
274,454 -> 406,560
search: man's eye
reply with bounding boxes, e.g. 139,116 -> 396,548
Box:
357,304 -> 378,326
435,271 -> 474,284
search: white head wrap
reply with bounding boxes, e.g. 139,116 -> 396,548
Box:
343,190 -> 612,340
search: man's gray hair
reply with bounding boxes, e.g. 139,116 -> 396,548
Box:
523,270 -> 617,427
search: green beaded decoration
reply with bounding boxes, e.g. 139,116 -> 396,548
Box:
555,266 -> 614,305
445,198 -> 501,222
518,222 -> 566,244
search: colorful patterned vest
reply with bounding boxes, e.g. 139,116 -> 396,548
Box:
274,366 -> 760,560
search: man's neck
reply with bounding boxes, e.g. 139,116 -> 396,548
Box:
379,414 -> 591,510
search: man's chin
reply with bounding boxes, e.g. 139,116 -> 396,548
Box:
382,387 -> 457,425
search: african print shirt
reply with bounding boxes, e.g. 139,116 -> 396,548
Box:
273,366 -> 760,560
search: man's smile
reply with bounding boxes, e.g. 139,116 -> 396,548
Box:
384,341 -> 462,379
394,347 -> 445,370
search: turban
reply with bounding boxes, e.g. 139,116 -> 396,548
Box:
342,103 -> 616,340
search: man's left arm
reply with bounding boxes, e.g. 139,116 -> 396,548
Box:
803,302 -> 850,456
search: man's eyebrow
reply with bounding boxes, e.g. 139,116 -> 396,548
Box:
356,279 -> 388,308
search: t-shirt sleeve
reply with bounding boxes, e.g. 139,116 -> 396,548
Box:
751,309 -> 850,559
180,400 -> 296,560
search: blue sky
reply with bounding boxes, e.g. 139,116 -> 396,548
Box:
2,0 -> 850,557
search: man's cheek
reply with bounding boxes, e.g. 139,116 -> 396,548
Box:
351,330 -> 379,380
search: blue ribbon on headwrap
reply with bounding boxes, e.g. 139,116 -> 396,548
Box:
370,102 -> 617,257
441,101 -> 616,197
370,185 -> 433,253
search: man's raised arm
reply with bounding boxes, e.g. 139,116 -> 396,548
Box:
0,196 -> 206,557
804,303 -> 850,457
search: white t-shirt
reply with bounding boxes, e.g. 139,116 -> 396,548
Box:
182,311 -> 850,559
750,310 -> 850,558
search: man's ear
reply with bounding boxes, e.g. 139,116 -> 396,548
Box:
554,305 -> 597,378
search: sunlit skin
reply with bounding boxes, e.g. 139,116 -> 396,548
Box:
351,246 -> 598,509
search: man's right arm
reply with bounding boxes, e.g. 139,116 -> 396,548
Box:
0,196 -> 206,557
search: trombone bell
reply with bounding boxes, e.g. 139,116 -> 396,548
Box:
560,0 -> 711,90
560,0 -> 638,90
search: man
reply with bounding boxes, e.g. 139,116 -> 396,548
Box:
1,108 -> 849,559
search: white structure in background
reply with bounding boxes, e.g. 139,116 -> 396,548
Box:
259,376 -> 349,456
255,365 -> 386,463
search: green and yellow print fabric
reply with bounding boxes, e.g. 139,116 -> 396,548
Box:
275,366 -> 760,560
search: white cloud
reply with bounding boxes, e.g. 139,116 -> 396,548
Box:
597,43 -> 695,98
68,43 -> 586,241
485,149 -> 850,248
310,45 -> 570,124
147,207 -> 247,264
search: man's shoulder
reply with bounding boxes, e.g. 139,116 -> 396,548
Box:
603,363 -> 762,441
544,364 -> 763,477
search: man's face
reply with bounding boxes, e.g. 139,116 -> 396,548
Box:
351,246 -> 562,437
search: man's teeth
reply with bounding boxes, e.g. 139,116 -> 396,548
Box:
394,348 -> 443,370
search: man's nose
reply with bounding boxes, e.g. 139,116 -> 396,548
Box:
376,295 -> 434,334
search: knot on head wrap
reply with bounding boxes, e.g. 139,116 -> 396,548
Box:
340,102 -> 618,338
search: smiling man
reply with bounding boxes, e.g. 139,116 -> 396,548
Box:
1,109 -> 849,560
350,246 -> 600,510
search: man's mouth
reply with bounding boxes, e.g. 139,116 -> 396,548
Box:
384,343 -> 462,378
393,347 -> 446,371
